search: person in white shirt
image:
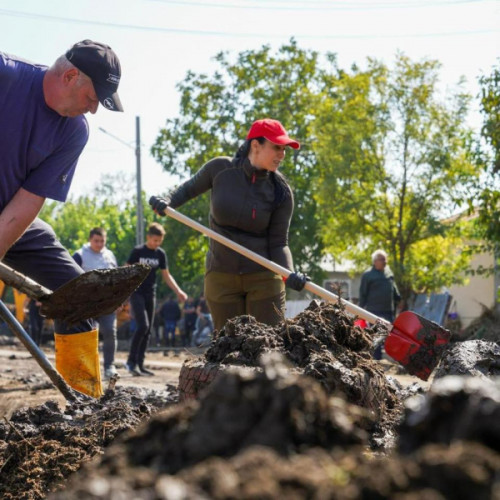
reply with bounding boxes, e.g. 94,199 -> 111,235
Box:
73,227 -> 119,378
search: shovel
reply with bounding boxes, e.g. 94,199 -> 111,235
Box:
153,202 -> 450,381
0,261 -> 150,324
0,299 -> 90,402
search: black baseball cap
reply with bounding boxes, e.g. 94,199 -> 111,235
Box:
65,39 -> 123,112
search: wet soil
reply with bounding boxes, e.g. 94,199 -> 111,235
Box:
203,301 -> 401,449
49,356 -> 500,500
460,306 -> 500,342
399,376 -> 500,454
434,340 -> 500,379
1,301 -> 498,499
0,385 -> 177,500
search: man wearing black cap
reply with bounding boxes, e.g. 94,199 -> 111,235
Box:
0,40 -> 123,397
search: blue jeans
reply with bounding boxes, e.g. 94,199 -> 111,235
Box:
163,320 -> 177,346
96,312 -> 117,369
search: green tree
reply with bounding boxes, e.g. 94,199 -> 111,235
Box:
151,40 -> 329,282
472,62 -> 500,255
314,53 -> 478,301
39,194 -> 142,266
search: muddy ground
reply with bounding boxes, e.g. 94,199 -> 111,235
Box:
0,301 -> 498,499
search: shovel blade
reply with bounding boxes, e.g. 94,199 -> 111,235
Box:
384,311 -> 451,381
40,264 -> 150,324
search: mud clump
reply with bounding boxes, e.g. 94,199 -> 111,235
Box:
49,358 -> 500,500
399,376 -> 500,454
0,385 -> 177,500
460,305 -> 500,342
41,263 -> 150,324
198,301 -> 400,448
435,340 -> 500,379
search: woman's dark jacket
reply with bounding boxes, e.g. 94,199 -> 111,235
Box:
168,156 -> 294,274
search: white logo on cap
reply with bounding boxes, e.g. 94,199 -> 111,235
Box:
107,74 -> 120,84
103,98 -> 115,110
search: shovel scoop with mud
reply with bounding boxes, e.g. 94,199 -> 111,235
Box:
0,261 -> 150,324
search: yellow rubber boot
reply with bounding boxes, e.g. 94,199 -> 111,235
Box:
54,330 -> 103,398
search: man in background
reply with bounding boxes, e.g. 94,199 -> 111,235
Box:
73,227 -> 119,379
359,249 -> 401,359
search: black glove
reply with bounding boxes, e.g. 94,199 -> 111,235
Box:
149,195 -> 170,216
285,272 -> 310,291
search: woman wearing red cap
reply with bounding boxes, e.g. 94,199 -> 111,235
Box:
150,119 -> 308,331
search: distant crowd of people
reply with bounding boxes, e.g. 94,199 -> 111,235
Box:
155,294 -> 214,348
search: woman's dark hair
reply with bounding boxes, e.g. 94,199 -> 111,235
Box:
234,137 -> 291,208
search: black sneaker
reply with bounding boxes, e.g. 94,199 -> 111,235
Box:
124,362 -> 141,377
138,366 -> 154,376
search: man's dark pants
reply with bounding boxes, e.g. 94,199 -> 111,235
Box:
127,291 -> 155,368
3,218 -> 94,334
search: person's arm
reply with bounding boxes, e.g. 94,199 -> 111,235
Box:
161,269 -> 187,302
169,158 -> 227,208
0,188 -> 45,259
151,158 -> 229,215
267,191 -> 294,270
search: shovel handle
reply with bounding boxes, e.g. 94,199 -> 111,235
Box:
164,207 -> 392,328
0,261 -> 52,300
0,300 -> 87,402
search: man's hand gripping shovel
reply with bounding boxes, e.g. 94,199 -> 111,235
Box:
150,197 -> 450,381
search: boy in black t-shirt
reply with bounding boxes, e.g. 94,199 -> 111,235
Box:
125,223 -> 187,376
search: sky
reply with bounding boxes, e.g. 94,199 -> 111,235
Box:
1,0 -> 499,200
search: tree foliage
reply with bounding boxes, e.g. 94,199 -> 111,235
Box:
313,53 -> 477,300
472,62 -> 500,257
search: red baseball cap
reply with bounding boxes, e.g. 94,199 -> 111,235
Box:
246,119 -> 300,149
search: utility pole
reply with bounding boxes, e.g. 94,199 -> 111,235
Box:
99,118 -> 144,245
135,116 -> 144,245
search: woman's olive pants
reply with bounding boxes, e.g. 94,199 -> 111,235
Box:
204,271 -> 286,331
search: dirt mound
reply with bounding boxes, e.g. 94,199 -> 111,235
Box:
398,376 -> 500,454
49,353 -> 369,496
49,358 -> 500,500
48,443 -> 500,500
174,443 -> 499,500
434,340 -> 500,379
460,306 -> 500,342
0,385 -> 177,500
195,301 -> 400,449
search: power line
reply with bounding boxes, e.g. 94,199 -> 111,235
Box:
149,0 -> 493,11
0,8 -> 497,40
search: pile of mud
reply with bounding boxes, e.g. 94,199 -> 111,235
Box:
191,301 -> 400,448
434,340 -> 500,379
460,306 -> 500,342
49,356 -> 500,500
399,376 -> 500,453
0,385 -> 177,500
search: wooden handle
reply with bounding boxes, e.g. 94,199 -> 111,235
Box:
0,261 -> 52,300
165,207 -> 392,328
